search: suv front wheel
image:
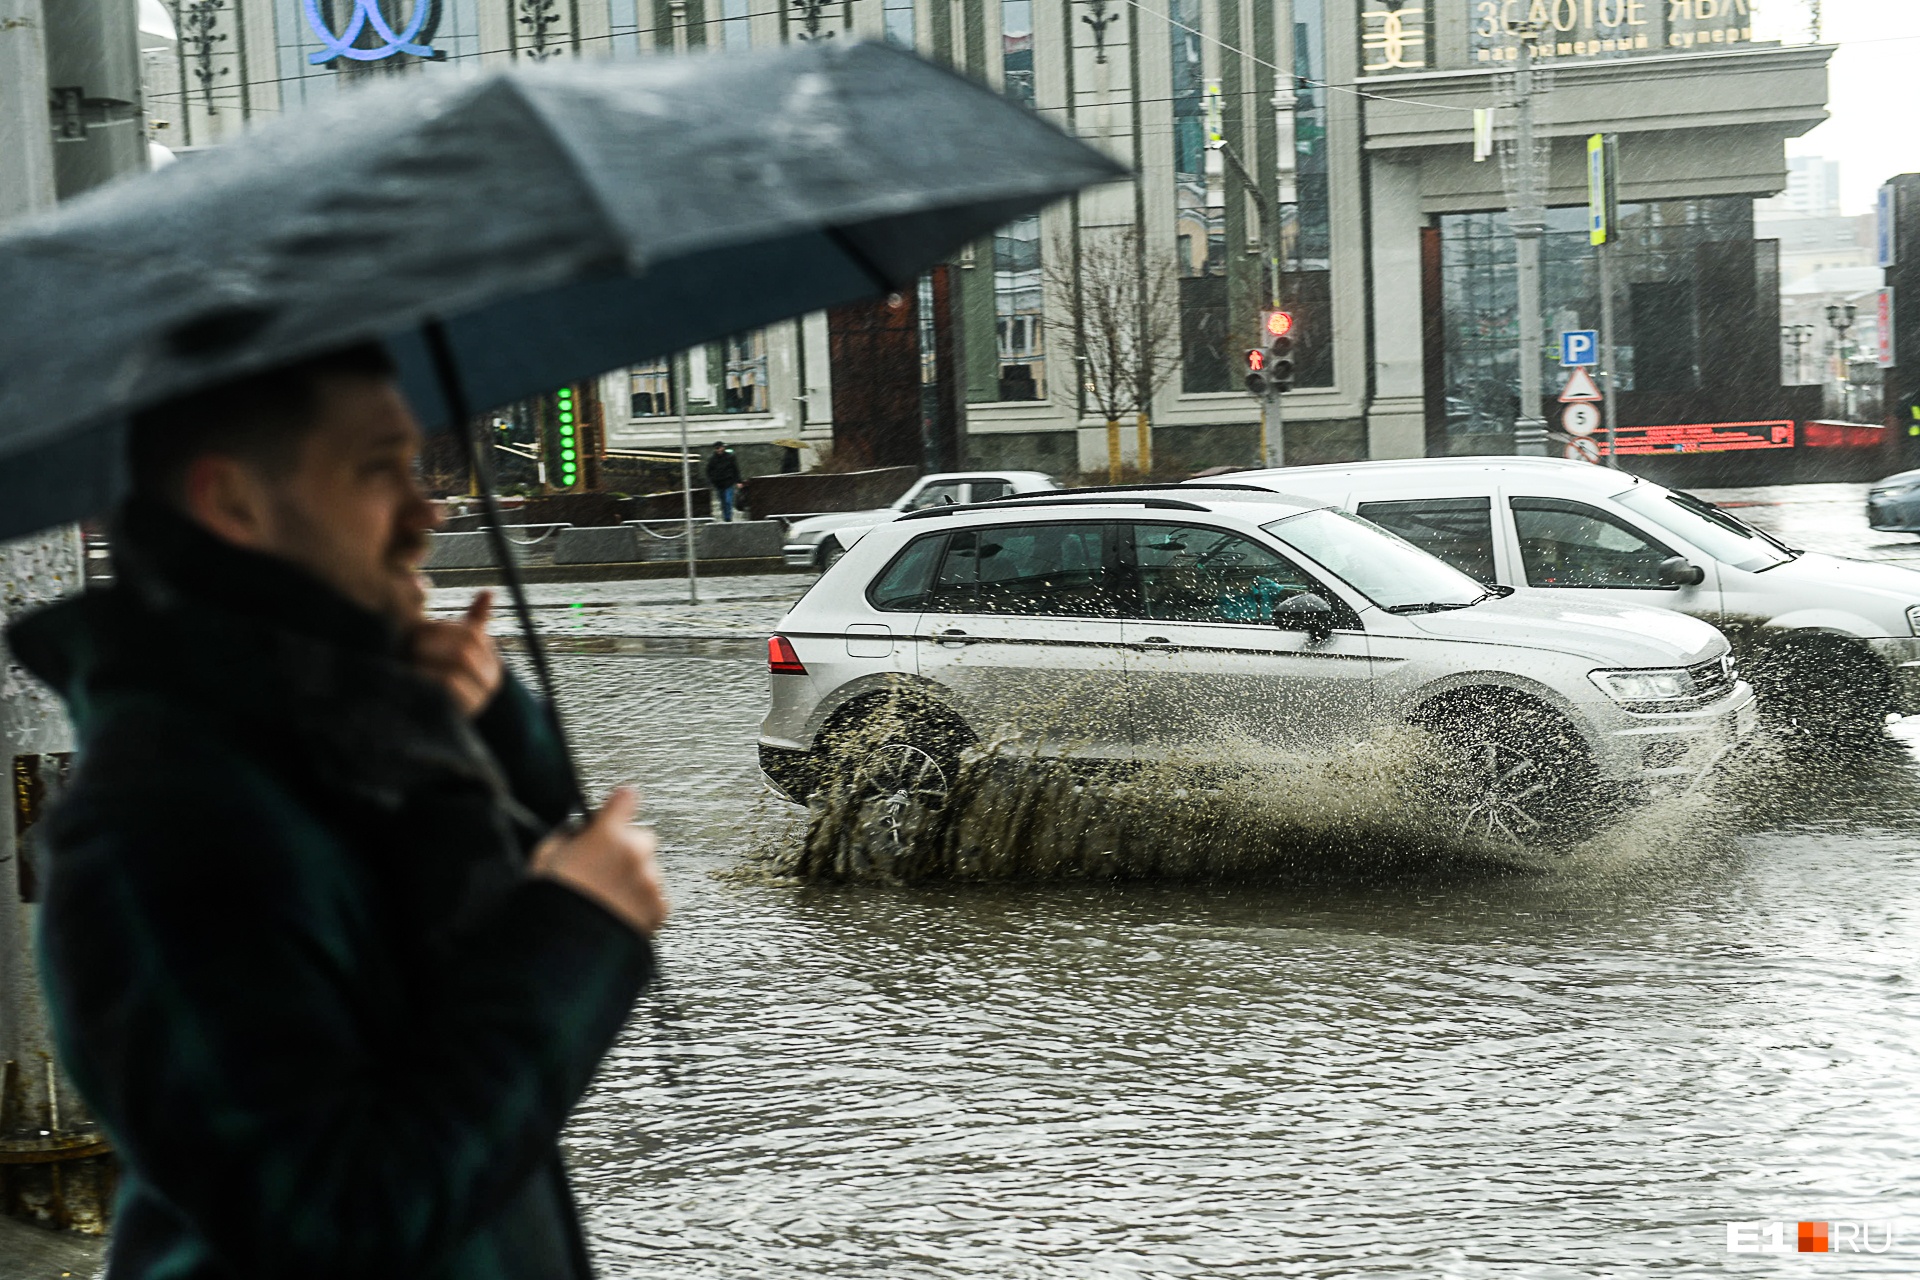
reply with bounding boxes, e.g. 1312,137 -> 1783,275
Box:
1413,694 -> 1594,848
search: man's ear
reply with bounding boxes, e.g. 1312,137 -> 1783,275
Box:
180,454 -> 276,550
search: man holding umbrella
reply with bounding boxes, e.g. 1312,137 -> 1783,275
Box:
8,345 -> 671,1278
0,38 -> 1121,1279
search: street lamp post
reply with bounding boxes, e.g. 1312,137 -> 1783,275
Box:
1782,323 -> 1815,384
1508,24 -> 1549,456
1827,302 -> 1858,418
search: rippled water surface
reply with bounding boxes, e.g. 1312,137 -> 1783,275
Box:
538,644 -> 1920,1278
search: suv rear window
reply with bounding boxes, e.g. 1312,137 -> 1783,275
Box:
867,533 -> 948,611
1355,497 -> 1497,584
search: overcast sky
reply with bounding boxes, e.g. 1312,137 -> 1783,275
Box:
1756,0 -> 1920,214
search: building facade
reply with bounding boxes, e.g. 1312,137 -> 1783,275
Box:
142,0 -> 1831,477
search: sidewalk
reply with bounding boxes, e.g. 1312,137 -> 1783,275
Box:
426,572 -> 812,646
0,1213 -> 106,1278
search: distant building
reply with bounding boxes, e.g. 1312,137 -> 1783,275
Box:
1758,213 -> 1878,288
140,0 -> 1835,472
1758,156 -> 1843,219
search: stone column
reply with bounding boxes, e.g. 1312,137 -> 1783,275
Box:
1365,153 -> 1427,459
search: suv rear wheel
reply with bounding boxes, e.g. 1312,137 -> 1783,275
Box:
1413,694 -> 1594,848
815,698 -> 975,870
1746,632 -> 1891,749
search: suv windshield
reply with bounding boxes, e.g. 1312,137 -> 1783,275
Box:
1262,508 -> 1487,612
1615,486 -> 1795,572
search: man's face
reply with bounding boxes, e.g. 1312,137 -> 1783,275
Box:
253,375 -> 440,626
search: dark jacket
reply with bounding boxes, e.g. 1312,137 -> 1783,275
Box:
6,501 -> 652,1280
703,448 -> 741,492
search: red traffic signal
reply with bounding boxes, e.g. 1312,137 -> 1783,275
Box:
1246,348 -> 1267,372
1262,310 -> 1295,339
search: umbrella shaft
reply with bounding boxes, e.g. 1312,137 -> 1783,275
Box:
423,320 -> 587,820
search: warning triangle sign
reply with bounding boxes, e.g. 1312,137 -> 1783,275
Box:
1559,367 -> 1603,403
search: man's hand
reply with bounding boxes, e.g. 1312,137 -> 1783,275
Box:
412,591 -> 503,717
532,788 -> 671,936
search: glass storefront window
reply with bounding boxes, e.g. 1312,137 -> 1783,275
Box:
721,0 -> 751,49
628,332 -> 770,418
994,216 -> 1045,400
884,0 -> 915,47
1002,0 -> 1034,108
1437,198 -> 1759,451
1170,0 -> 1228,392
988,0 -> 1043,402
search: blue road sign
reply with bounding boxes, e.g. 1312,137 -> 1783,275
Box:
1878,184 -> 1897,269
1560,329 -> 1599,367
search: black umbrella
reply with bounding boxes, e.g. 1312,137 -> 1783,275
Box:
0,40 -> 1124,811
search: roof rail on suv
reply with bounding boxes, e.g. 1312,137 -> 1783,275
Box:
896,495 -> 1211,522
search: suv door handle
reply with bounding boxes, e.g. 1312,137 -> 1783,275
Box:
936,629 -> 972,647
1136,636 -> 1178,653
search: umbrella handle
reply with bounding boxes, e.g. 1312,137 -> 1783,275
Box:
422,319 -> 588,821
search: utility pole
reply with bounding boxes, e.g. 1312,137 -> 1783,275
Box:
1589,133 -> 1620,468
1508,25 -> 1549,456
674,351 -> 700,606
1210,133 -> 1285,466
0,0 -> 141,1237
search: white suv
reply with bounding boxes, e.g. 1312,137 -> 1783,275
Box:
760,488 -> 1755,845
1213,458 -> 1920,739
782,471 -> 1058,569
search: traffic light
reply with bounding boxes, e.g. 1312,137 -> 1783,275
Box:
1244,347 -> 1270,395
552,385 -> 579,490
1243,311 -> 1296,396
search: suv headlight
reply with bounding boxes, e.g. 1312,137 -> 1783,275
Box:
1590,668 -> 1693,707
1908,605 -> 1920,637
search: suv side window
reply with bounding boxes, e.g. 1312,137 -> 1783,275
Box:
926,523 -> 1121,616
1129,523 -> 1318,623
1356,497 -> 1497,584
969,480 -> 1014,503
868,532 -> 949,611
904,482 -> 965,511
1510,496 -> 1677,589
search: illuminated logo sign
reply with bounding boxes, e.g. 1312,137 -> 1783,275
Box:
1361,1 -> 1427,72
304,0 -> 438,65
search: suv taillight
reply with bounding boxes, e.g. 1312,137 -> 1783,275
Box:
768,635 -> 806,675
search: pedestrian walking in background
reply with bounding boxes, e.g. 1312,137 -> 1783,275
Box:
706,441 -> 743,522
6,345 -> 671,1280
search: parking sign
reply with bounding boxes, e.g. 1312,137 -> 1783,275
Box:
1560,330 -> 1598,367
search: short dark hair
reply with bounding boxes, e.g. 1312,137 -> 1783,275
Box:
127,342 -> 397,501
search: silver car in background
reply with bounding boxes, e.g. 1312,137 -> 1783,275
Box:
782,470 -> 1058,570
1218,458 -> 1920,742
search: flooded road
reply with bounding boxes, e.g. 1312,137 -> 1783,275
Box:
439,484 -> 1920,1277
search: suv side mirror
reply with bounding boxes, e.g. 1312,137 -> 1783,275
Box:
1273,592 -> 1336,641
1658,556 -> 1706,586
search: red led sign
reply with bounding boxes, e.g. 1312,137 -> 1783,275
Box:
1603,420 -> 1794,456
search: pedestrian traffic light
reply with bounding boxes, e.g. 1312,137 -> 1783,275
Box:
1244,347 -> 1269,395
553,386 -> 579,489
1243,312 -> 1296,397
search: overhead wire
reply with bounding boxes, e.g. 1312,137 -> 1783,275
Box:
144,0 -> 1487,119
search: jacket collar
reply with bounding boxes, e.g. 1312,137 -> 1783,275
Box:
108,497 -> 403,659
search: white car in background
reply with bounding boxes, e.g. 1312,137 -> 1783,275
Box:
1211,458 -> 1920,740
782,471 -> 1058,570
761,487 -> 1755,847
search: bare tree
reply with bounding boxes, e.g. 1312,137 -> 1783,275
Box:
1044,225 -> 1184,481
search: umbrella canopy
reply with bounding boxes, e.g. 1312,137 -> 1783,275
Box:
0,40 -> 1124,540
